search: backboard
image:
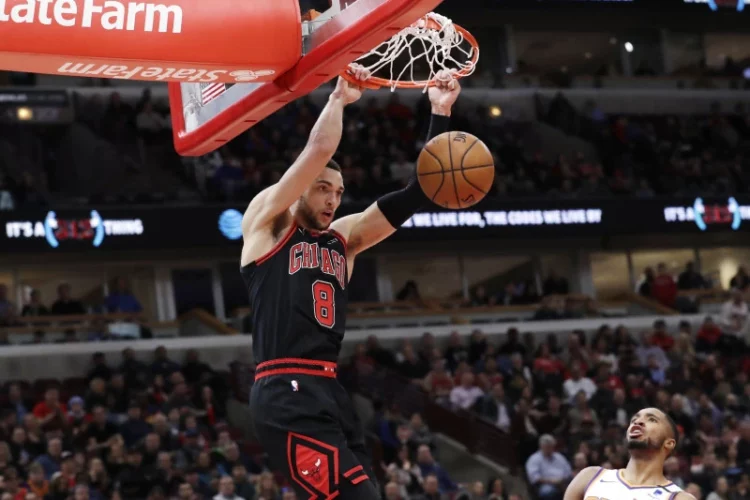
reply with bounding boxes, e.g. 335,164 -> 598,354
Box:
168,0 -> 444,156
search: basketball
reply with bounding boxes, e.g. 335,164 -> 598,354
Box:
417,131 -> 495,209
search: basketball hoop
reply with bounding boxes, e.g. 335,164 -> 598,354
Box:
342,12 -> 479,91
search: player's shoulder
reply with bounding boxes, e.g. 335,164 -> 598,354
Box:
673,492 -> 696,500
572,466 -> 606,485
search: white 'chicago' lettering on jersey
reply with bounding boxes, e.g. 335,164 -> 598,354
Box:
584,468 -> 683,500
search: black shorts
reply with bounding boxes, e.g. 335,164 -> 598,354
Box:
249,358 -> 380,500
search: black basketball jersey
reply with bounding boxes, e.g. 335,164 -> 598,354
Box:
241,221 -> 349,364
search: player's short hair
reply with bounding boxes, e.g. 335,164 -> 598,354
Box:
326,159 -> 341,172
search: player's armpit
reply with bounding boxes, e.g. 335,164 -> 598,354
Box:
563,466 -> 602,500
331,203 -> 395,257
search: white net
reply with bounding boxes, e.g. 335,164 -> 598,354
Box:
353,12 -> 478,91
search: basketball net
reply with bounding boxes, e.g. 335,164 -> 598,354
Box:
348,12 -> 479,91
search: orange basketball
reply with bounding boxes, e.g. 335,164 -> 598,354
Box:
417,131 -> 495,209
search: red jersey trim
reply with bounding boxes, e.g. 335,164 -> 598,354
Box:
255,222 -> 298,266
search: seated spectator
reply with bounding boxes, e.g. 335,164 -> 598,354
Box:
105,277 -> 143,314
414,473 -> 442,500
231,464 -> 256,500
4,383 -> 29,424
86,352 -> 113,382
478,383 -> 512,432
416,445 -> 457,494
214,474 -> 245,500
562,360 -> 596,403
34,437 -> 63,479
524,434 -> 572,500
449,373 -> 484,411
151,346 -> 182,378
651,263 -> 677,308
696,316 -> 723,353
423,359 -> 454,404
0,284 -> 15,326
50,283 -> 86,315
720,289 -> 749,340
650,320 -> 675,351
32,388 -> 66,429
678,262 -> 708,290
24,462 -> 49,497
21,289 -> 48,317
731,267 -> 750,291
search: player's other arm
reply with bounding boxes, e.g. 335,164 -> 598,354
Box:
562,466 -> 601,500
332,71 -> 460,256
241,67 -> 369,236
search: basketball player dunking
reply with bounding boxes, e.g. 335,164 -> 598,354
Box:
240,65 -> 460,500
565,408 -> 695,500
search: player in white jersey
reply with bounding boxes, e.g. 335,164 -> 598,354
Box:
564,407 -> 695,500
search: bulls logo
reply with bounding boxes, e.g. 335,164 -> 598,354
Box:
301,458 -> 322,481
287,433 -> 339,499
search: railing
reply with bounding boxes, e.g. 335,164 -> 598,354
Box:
0,308 -> 238,341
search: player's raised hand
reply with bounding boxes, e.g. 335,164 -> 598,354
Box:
332,64 -> 370,105
429,69 -> 461,116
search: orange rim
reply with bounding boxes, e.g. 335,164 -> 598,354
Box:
341,15 -> 479,90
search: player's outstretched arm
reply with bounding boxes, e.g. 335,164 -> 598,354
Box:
241,66 -> 369,236
331,70 -> 460,258
563,466 -> 601,500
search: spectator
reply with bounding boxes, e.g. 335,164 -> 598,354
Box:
731,267 -> 750,291
86,352 -> 113,383
414,474 -> 443,500
213,475 -> 245,500
720,289 -> 749,339
562,360 -> 596,403
151,346 -> 181,378
478,383 -> 512,432
105,278 -> 143,314
696,316 -> 723,353
120,402 -> 151,448
32,389 -> 66,428
34,437 -> 63,479
4,383 -> 29,424
639,268 -> 655,298
651,263 -> 678,308
50,284 -> 86,315
0,284 -> 15,326
416,445 -> 457,494
24,462 -> 49,497
543,271 -> 570,296
678,262 -> 707,290
20,289 -> 48,317
449,373 -> 484,410
524,434 -> 572,500
231,465 -> 256,500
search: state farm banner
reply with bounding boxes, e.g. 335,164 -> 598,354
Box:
0,0 -> 301,83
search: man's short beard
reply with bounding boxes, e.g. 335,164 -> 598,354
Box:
297,197 -> 328,230
627,437 -> 663,451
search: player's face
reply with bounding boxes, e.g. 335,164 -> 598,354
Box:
626,408 -> 674,454
298,169 -> 345,230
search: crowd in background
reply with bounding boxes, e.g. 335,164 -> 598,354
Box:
1,86 -> 750,210
346,281 -> 750,500
0,345 -> 286,500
